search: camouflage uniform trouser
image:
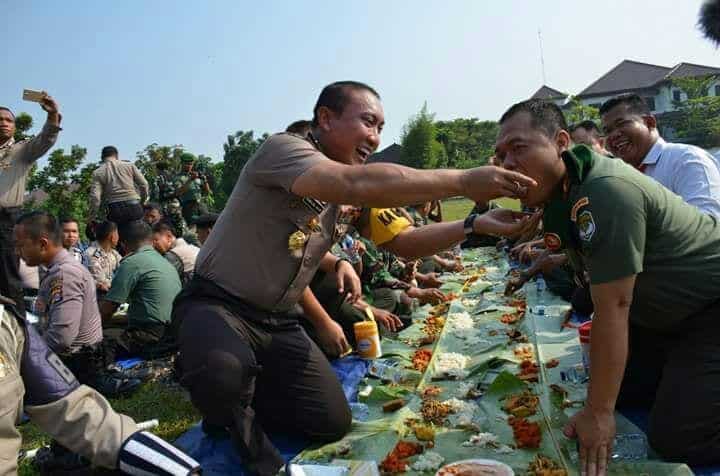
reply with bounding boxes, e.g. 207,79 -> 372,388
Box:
104,324 -> 173,360
181,200 -> 208,227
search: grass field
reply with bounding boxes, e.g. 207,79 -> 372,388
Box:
441,197 -> 521,221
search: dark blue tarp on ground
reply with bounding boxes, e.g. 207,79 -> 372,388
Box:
174,355 -> 370,476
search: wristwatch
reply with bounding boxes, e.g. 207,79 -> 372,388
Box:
464,213 -> 478,238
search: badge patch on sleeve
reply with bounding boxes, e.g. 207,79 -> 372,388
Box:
571,197 -> 589,222
577,210 -> 596,242
49,278 -> 63,304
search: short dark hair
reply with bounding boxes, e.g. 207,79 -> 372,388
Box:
95,221 -> 117,242
59,216 -> 79,227
700,0 -> 720,45
123,221 -> 152,251
101,146 -> 118,159
599,94 -> 650,117
144,202 -> 163,213
0,107 -> 14,118
286,120 -> 312,135
499,99 -> 568,138
312,81 -> 380,127
16,211 -> 62,245
193,213 -> 219,229
152,220 -> 176,236
569,120 -> 602,136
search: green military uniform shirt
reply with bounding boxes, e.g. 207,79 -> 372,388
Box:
544,145 -> 720,330
104,245 -> 181,328
405,207 -> 428,227
358,236 -> 409,291
173,173 -> 204,205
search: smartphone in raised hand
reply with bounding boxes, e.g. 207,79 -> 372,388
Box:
22,89 -> 45,103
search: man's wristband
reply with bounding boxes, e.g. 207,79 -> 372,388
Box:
463,213 -> 478,238
335,257 -> 349,272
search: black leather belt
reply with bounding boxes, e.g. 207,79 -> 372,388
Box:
109,199 -> 140,206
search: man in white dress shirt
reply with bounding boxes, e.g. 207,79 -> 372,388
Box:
600,93 -> 720,217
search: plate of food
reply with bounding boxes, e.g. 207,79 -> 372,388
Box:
435,459 -> 514,476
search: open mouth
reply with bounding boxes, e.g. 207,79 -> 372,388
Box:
356,147 -> 372,162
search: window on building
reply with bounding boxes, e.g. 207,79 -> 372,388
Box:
644,97 -> 656,111
714,84 -> 720,97
673,89 -> 682,102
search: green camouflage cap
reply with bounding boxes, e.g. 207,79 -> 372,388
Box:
180,152 -> 196,164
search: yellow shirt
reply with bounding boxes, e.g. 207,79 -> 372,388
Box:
368,208 -> 412,245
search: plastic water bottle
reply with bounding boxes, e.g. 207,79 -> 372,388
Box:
612,433 -> 648,460
368,359 -> 403,384
349,402 -> 370,422
535,276 -> 546,304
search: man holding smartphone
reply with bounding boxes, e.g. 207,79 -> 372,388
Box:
0,91 -> 61,316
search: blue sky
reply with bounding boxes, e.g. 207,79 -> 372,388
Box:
4,1 -> 719,166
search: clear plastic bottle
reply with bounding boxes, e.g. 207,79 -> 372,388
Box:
349,402 -> 370,422
535,275 -> 546,303
368,359 -> 403,383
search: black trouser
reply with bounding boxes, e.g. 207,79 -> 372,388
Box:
0,207 -> 25,316
173,279 -> 351,476
107,200 -> 144,245
615,300 -> 720,465
59,344 -> 107,386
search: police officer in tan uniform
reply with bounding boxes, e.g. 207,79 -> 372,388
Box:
0,295 -> 201,476
89,146 -> 149,247
173,81 -> 537,476
0,94 -> 61,316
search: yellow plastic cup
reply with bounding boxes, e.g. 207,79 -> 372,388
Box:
354,320 -> 382,359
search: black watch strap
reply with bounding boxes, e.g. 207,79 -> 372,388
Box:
463,213 -> 478,237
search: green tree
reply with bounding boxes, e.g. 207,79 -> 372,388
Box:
26,146 -> 97,225
134,143 -> 185,201
13,113 -> 34,142
564,97 -> 600,126
400,103 -> 446,169
134,144 -> 219,210
218,130 -> 269,210
669,75 -> 720,148
435,118 -> 498,169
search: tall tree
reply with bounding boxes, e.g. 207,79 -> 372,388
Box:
26,146 -> 97,225
400,103 -> 446,169
435,118 -> 498,169
218,130 -> 269,209
564,97 -> 600,126
13,113 -> 34,142
668,75 -> 720,148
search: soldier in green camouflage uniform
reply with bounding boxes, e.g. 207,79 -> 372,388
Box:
174,153 -> 210,226
155,161 -> 187,239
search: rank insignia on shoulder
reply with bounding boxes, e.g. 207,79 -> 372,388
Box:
288,230 -> 308,258
302,197 -> 327,215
